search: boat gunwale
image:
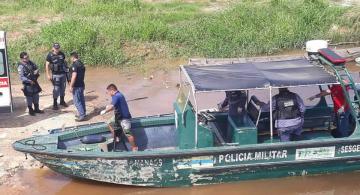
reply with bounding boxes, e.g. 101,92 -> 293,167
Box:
13,135 -> 360,160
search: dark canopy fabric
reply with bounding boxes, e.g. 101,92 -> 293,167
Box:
183,58 -> 337,92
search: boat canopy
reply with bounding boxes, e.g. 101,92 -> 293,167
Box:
182,58 -> 338,92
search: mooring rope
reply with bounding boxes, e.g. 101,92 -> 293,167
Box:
15,139 -> 57,151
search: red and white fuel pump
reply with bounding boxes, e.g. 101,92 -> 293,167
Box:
0,31 -> 13,113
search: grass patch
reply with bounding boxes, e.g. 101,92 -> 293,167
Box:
2,0 -> 360,71
168,0 -> 355,57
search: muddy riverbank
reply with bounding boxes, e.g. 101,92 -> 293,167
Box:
0,67 -> 180,188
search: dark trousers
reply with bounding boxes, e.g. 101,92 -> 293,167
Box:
277,126 -> 302,142
336,110 -> 351,137
52,74 -> 66,99
25,93 -> 39,107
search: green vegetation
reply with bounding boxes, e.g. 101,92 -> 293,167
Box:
1,0 -> 359,70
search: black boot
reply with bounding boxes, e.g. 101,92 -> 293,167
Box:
60,96 -> 68,107
34,103 -> 44,114
53,98 -> 59,110
28,106 -> 35,116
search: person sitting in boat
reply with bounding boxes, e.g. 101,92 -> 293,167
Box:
100,84 -> 138,151
308,84 -> 350,137
254,88 -> 305,142
218,90 -> 247,116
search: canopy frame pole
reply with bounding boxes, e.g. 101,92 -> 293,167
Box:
180,65 -> 199,148
269,86 -> 274,141
194,92 -> 198,149
179,67 -> 182,87
181,91 -> 191,126
176,67 -> 182,102
180,65 -> 196,93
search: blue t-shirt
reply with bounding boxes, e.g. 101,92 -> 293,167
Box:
111,91 -> 131,119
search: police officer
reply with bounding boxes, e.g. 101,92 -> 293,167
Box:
255,88 -> 305,142
218,90 -> 247,116
69,51 -> 86,122
18,52 -> 44,116
218,90 -> 247,142
45,43 -> 69,110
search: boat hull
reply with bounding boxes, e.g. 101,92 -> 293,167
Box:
29,138 -> 360,187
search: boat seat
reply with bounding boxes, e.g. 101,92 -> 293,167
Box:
319,48 -> 346,65
207,121 -> 226,146
247,96 -> 270,132
228,114 -> 257,145
303,97 -> 333,130
303,109 -> 332,130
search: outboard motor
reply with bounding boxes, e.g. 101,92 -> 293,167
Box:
306,40 -> 328,63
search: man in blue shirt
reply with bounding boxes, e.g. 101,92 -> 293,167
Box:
100,84 -> 137,151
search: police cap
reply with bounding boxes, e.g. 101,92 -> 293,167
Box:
53,43 -> 60,49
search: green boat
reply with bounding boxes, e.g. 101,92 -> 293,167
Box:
13,48 -> 360,187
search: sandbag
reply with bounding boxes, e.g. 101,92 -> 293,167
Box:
80,135 -> 106,144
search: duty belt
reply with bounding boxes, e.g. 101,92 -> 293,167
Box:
52,71 -> 66,75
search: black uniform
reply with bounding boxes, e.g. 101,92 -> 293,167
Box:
46,51 -> 68,103
220,90 -> 247,116
70,60 -> 85,88
274,91 -> 302,120
219,90 -> 247,142
70,60 -> 86,119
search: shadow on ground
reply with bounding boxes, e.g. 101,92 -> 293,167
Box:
0,95 -> 98,128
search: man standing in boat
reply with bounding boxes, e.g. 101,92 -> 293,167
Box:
218,90 -> 247,142
17,52 -> 44,116
100,84 -> 138,151
254,88 -> 305,142
218,90 -> 247,116
309,84 -> 350,137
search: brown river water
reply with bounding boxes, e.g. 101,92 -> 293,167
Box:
2,57 -> 360,195
3,168 -> 360,195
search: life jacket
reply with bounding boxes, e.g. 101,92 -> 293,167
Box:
48,52 -> 66,74
18,61 -> 42,96
274,91 -> 301,120
18,61 -> 38,82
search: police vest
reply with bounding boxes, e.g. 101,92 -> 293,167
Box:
48,52 -> 66,74
274,92 -> 301,120
18,61 -> 38,82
